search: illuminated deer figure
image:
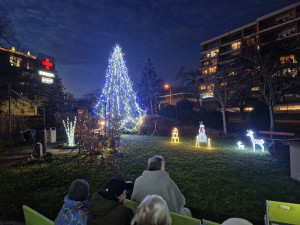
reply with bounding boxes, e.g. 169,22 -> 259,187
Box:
237,141 -> 244,150
246,130 -> 264,152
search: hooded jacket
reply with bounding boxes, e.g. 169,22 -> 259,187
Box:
88,192 -> 133,225
131,170 -> 186,214
54,195 -> 89,225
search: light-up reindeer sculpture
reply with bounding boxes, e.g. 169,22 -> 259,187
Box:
246,130 -> 264,152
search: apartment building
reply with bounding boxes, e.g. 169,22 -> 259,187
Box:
199,2 -> 300,104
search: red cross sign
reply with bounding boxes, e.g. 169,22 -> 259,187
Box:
42,58 -> 53,70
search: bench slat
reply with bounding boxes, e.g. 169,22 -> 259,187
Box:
259,131 -> 295,136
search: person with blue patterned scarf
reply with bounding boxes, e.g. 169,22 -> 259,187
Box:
55,179 -> 90,225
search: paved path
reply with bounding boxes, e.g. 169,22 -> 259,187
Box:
0,143 -> 79,173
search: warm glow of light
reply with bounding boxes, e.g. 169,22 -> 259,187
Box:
171,127 -> 179,143
164,84 -> 170,89
207,138 -> 212,149
251,87 -> 259,91
11,47 -> 15,52
27,51 -> 30,56
231,41 -> 241,50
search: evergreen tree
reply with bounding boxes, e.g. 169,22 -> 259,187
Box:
138,57 -> 163,115
94,45 -> 146,129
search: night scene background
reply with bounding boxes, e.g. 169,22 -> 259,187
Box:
2,0 -> 300,97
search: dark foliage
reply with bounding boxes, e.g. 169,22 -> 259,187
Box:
248,102 -> 270,132
176,99 -> 193,121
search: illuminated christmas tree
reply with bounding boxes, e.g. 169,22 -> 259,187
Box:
94,45 -> 146,129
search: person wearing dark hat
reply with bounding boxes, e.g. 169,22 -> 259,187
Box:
88,177 -> 134,225
54,179 -> 90,225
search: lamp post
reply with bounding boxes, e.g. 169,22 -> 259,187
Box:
164,84 -> 172,105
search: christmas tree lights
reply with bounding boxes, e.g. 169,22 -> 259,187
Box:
94,45 -> 146,130
63,117 -> 77,146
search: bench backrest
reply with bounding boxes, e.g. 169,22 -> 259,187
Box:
23,205 -> 54,225
124,199 -> 220,225
259,131 -> 295,136
266,200 -> 300,225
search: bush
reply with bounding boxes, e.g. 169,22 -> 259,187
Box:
191,109 -> 223,130
158,105 -> 176,119
176,99 -> 193,121
268,141 -> 290,161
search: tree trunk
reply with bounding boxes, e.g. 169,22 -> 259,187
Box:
269,104 -> 274,137
149,96 -> 153,115
238,106 -> 245,120
221,105 -> 227,134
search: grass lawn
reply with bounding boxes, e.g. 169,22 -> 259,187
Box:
1,135 -> 300,224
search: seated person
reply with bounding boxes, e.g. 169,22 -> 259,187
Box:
55,179 -> 89,225
221,218 -> 253,225
131,194 -> 171,225
131,155 -> 191,217
88,177 -> 134,225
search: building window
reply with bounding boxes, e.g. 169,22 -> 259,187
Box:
251,87 -> 260,91
208,66 -> 217,74
211,58 -> 217,65
200,85 -> 206,90
204,61 -> 209,66
202,70 -> 208,75
10,55 -> 22,67
231,41 -> 241,50
221,82 -> 227,86
280,55 -> 297,64
246,38 -> 255,45
278,26 -> 296,38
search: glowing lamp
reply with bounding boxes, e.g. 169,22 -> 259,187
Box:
246,130 -> 264,152
171,127 -> 179,143
207,138 -> 212,149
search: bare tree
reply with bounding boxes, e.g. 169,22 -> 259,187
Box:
176,66 -> 202,109
207,63 -> 246,134
240,41 -> 299,132
0,8 -> 18,47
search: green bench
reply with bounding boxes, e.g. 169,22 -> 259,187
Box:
265,200 -> 300,225
23,205 -> 54,225
124,199 -> 220,225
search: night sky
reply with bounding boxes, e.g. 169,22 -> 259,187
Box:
1,0 -> 299,98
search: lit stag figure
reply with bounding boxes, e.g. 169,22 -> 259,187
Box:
246,130 -> 264,152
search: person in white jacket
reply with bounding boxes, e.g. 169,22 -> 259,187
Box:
131,155 -> 191,217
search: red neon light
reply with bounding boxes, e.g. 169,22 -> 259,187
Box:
42,58 -> 53,70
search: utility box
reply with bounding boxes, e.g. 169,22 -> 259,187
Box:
36,129 -> 47,152
46,127 -> 56,143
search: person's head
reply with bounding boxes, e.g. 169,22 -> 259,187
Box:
131,195 -> 171,225
68,179 -> 89,201
105,177 -> 134,202
221,218 -> 253,225
147,155 -> 165,171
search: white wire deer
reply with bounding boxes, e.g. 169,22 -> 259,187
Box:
237,141 -> 244,150
246,130 -> 264,152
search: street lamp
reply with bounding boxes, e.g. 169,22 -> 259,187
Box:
164,84 -> 172,105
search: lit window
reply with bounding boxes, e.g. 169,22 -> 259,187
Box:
280,55 -> 297,64
282,68 -> 297,77
221,82 -> 227,86
204,61 -> 209,66
208,66 -> 217,74
10,55 -> 22,67
251,87 -> 260,91
229,71 -> 235,76
200,85 -> 206,90
231,41 -> 241,50
202,70 -> 208,75
246,38 -> 255,45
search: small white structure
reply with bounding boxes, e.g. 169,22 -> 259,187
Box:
207,138 -> 212,149
237,141 -> 244,150
171,127 -> 179,143
196,122 -> 207,147
246,130 -> 264,152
